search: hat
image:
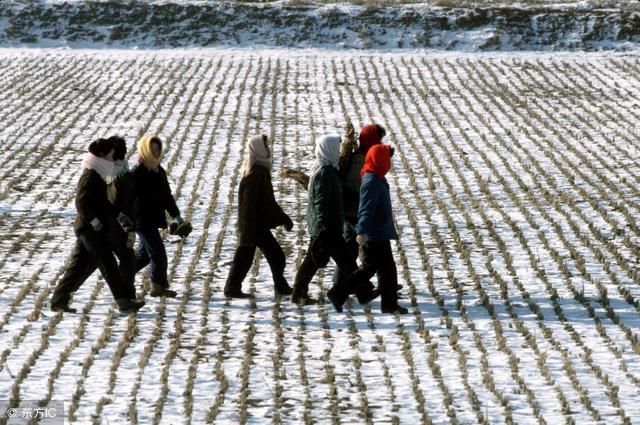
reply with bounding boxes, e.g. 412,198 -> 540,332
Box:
88,138 -> 114,158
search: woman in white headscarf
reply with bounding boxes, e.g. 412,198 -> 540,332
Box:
224,134 -> 294,299
290,134 -> 377,310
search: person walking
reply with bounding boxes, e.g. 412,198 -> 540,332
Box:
50,138 -> 144,313
291,134 -> 376,310
105,135 -> 138,294
133,135 -> 185,298
334,123 -> 385,291
350,144 -> 408,314
224,134 -> 294,299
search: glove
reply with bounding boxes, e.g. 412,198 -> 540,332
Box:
126,232 -> 136,249
356,234 -> 368,246
284,216 -> 294,231
117,213 -> 134,232
90,217 -> 103,232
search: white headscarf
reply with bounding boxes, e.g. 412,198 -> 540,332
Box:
81,152 -> 116,183
311,134 -> 341,175
241,134 -> 272,177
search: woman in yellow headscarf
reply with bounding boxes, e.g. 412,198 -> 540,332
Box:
138,134 -> 162,170
132,135 -> 183,297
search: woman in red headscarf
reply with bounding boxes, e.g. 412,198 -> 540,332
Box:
333,124 -> 386,298
350,144 -> 408,314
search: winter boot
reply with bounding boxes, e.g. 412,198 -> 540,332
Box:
50,303 -> 77,313
327,286 -> 348,313
150,283 -> 178,298
223,285 -> 253,299
275,284 -> 293,296
116,298 -> 146,313
356,284 -> 379,305
381,305 -> 409,314
274,277 -> 293,297
290,289 -> 317,306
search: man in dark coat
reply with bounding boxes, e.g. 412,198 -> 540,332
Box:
224,134 -> 294,298
334,123 -> 385,291
50,138 -> 144,313
106,136 -> 137,294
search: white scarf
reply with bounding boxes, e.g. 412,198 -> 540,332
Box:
310,134 -> 341,175
241,134 -> 272,177
112,159 -> 130,178
106,159 -> 130,203
81,152 -> 116,183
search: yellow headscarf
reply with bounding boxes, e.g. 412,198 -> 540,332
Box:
138,135 -> 162,169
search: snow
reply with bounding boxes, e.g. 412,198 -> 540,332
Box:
1,1 -> 640,51
1,46 -> 640,424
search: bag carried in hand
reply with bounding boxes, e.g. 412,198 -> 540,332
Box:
169,221 -> 193,238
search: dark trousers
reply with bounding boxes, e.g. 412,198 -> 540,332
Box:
332,220 -> 376,295
348,240 -> 398,309
332,220 -> 358,287
292,233 -> 358,299
225,229 -> 288,292
51,230 -> 133,307
135,227 -> 169,287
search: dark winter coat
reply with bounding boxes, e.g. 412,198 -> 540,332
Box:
237,164 -> 290,246
74,169 -> 119,235
132,163 -> 180,229
342,123 -> 383,220
341,153 -> 365,221
356,172 -> 398,241
107,171 -> 136,247
306,165 -> 344,238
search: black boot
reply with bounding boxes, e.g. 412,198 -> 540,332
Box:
291,289 -> 317,305
223,286 -> 253,299
381,305 -> 409,314
327,287 -> 348,313
51,303 -> 77,313
356,283 -> 379,305
116,298 -> 146,313
274,277 -> 293,296
150,283 -> 177,298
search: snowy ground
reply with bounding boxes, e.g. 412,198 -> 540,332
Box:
1,48 -> 640,424
2,1 -> 640,51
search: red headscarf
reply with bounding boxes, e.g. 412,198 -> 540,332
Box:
356,124 -> 384,155
361,144 -> 392,181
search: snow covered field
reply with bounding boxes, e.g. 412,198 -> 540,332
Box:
2,1 -> 640,51
1,47 -> 640,424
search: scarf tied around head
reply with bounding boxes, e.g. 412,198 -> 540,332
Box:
242,134 -> 272,176
361,144 -> 392,181
138,135 -> 162,170
311,134 -> 341,175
